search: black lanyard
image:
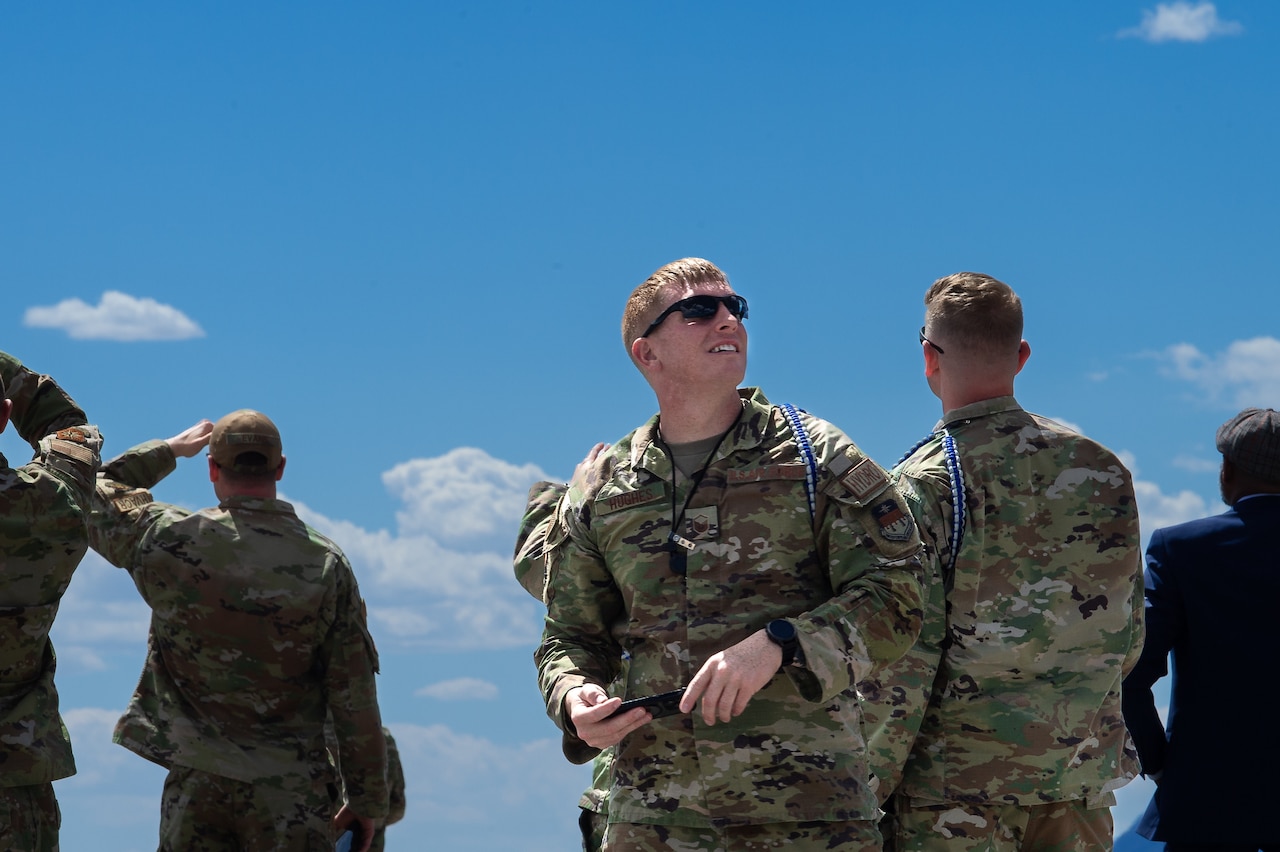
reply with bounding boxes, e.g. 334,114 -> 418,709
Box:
658,408 -> 741,576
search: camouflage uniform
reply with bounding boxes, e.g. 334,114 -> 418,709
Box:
367,727 -> 404,852
88,439 -> 387,851
535,388 -> 924,838
858,396 -> 1143,851
515,479 -> 611,852
0,352 -> 102,852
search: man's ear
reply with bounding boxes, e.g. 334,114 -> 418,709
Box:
631,337 -> 659,371
274,457 -> 287,481
0,399 -> 11,435
923,344 -> 941,379
207,455 -> 220,484
1015,339 -> 1031,374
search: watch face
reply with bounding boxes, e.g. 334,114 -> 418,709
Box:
768,619 -> 796,642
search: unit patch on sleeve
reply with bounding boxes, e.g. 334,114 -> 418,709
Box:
872,499 -> 916,542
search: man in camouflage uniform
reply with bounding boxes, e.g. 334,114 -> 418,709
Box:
514,450 -> 610,852
858,272 -> 1143,851
88,409 -> 387,852
0,351 -> 102,852
534,257 -> 924,852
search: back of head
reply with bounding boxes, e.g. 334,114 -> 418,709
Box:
210,409 -> 283,484
621,257 -> 729,361
924,272 -> 1024,359
1216,408 -> 1280,488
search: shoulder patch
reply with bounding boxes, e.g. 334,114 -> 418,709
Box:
871,498 -> 916,542
831,455 -> 890,504
55,427 -> 90,443
51,438 -> 96,466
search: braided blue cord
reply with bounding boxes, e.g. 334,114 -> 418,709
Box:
897,429 -> 967,577
940,431 -> 966,577
780,403 -> 817,523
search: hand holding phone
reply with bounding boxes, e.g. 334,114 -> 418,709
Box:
607,687 -> 687,720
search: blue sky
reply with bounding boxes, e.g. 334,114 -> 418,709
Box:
2,2 -> 1275,849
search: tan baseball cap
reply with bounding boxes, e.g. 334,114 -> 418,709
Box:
209,409 -> 283,475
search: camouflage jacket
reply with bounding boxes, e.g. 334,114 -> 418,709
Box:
860,396 -> 1143,806
0,351 -> 101,786
87,440 -> 388,818
515,479 -> 613,815
535,388 -> 924,827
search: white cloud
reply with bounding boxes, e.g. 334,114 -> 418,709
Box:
23,290 -> 205,341
387,722 -> 589,843
1134,478 -> 1210,539
1172,453 -> 1219,474
1119,451 -> 1211,541
1160,336 -> 1280,407
1119,2 -> 1244,43
382,447 -> 547,543
414,677 -> 500,701
289,447 -> 555,651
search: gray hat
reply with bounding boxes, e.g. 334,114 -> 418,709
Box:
1216,408 -> 1280,483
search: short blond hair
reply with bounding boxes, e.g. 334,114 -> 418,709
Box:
924,272 -> 1023,356
621,258 -> 730,354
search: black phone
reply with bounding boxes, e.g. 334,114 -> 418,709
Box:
608,687 -> 687,719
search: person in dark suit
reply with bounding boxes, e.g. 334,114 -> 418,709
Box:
1123,407 -> 1280,852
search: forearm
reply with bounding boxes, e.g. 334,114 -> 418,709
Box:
0,351 -> 89,444
100,439 -> 178,490
797,557 -> 923,702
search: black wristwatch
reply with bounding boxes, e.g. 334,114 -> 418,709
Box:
765,619 -> 801,668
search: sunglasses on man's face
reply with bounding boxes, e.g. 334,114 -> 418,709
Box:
641,294 -> 749,338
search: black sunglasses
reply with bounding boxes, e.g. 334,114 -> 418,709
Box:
918,326 -> 945,355
641,294 -> 749,338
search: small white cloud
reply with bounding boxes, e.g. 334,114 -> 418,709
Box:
1160,336 -> 1280,408
1119,2 -> 1244,43
414,677 -> 500,701
24,290 -> 205,341
1172,453 -> 1219,474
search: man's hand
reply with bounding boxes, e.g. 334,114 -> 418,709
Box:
332,803 -> 375,852
566,684 -> 651,749
679,629 -> 782,725
166,420 -> 213,458
570,442 -> 610,490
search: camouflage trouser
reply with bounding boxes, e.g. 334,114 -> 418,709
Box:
580,807 -> 607,852
0,783 -> 60,852
891,797 -> 1114,852
603,819 -> 882,851
159,765 -> 337,852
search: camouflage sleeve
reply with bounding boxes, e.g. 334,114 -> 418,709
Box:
0,350 -> 90,443
1117,476 -> 1145,678
857,454 -> 952,802
382,728 -> 407,826
513,480 -> 567,602
320,554 -> 388,819
533,470 -> 626,765
88,440 -> 182,571
786,426 -> 925,704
